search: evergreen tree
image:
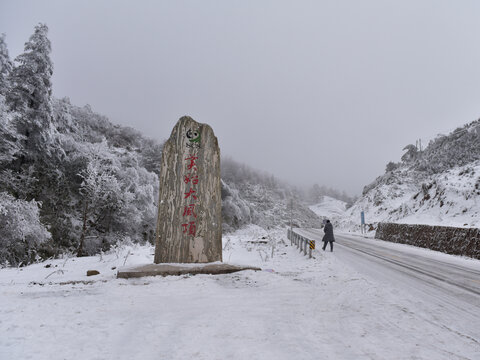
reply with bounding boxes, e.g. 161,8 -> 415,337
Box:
0,34 -> 22,176
401,144 -> 418,163
0,97 -> 22,165
0,33 -> 13,97
6,23 -> 54,159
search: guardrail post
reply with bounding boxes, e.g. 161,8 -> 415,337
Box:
287,229 -> 315,259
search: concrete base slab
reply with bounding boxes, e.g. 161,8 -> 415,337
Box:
117,263 -> 261,279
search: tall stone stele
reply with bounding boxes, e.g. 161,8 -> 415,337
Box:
154,116 -> 222,263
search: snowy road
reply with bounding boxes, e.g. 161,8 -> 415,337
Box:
297,228 -> 480,351
300,228 -> 480,302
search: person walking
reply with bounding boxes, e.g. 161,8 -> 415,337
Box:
322,219 -> 335,252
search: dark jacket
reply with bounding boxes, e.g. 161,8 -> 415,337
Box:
322,222 -> 335,243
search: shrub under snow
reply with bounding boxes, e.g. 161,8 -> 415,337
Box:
0,192 -> 51,266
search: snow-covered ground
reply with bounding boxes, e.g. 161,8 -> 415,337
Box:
1,225 -> 478,359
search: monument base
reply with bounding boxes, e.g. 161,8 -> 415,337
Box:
117,262 -> 261,279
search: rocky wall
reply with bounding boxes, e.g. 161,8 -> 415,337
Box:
375,222 -> 480,259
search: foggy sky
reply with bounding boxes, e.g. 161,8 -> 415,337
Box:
2,0 -> 480,195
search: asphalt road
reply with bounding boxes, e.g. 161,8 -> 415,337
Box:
290,228 -> 480,357
293,228 -> 480,311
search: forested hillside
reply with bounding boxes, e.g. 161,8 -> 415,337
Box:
0,24 -> 321,266
221,158 -> 321,232
0,25 -> 161,265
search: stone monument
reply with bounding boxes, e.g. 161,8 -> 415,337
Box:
154,116 -> 222,263
117,116 -> 261,278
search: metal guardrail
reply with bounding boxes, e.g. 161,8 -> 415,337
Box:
287,228 -> 315,259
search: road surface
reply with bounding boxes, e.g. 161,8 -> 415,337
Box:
293,228 -> 480,347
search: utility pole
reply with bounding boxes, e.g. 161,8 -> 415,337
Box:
289,198 -> 294,246
290,198 -> 293,231
361,210 -> 365,234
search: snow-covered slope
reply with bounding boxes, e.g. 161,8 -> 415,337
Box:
336,119 -> 480,232
309,196 -> 347,220
338,161 -> 480,232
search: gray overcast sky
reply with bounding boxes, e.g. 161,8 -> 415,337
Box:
2,0 -> 480,195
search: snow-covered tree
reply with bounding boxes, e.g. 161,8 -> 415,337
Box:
6,23 -> 55,159
0,191 -> 51,266
0,33 -> 13,97
139,137 -> 163,175
0,96 -> 22,165
0,34 -> 19,164
114,164 -> 158,243
77,140 -> 123,256
308,183 -> 322,203
401,144 -> 418,163
385,161 -> 399,173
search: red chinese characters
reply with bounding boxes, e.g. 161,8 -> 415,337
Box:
184,188 -> 197,200
185,155 -> 198,171
182,153 -> 200,237
181,221 -> 196,237
183,204 -> 197,218
184,174 -> 199,185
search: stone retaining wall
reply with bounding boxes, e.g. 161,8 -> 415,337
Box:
375,222 -> 480,259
